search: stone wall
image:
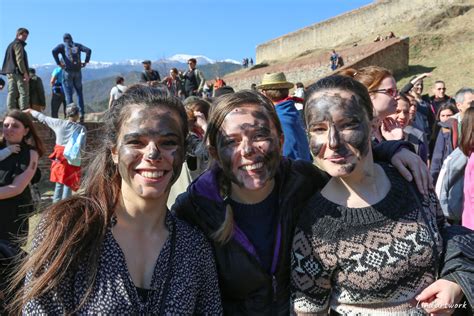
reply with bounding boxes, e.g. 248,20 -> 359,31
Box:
0,121 -> 104,187
224,38 -> 409,91
256,0 -> 468,63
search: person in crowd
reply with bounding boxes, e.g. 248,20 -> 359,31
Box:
452,87 -> 474,131
28,68 -> 46,112
400,73 -> 433,138
52,33 -> 92,122
0,110 -> 44,246
182,58 -> 205,97
339,66 -> 403,143
140,60 -> 161,86
250,83 -> 257,91
385,31 -> 396,39
374,34 -> 382,42
213,77 -> 226,95
388,94 -> 428,162
293,82 -> 305,121
25,104 -> 86,203
461,107 -> 474,230
11,85 -> 222,314
430,80 -> 455,116
330,50 -> 339,71
0,77 -> 5,90
430,103 -> 459,184
50,65 -> 66,118
109,76 -> 127,108
291,75 -> 473,315
214,86 -> 235,98
250,58 -> 254,67
1,28 -> 30,110
258,72 -> 312,161
173,89 -> 433,315
161,68 -> 182,98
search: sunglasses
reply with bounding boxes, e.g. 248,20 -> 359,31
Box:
369,88 -> 399,98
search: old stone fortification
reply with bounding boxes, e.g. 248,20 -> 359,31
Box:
256,0 -> 468,63
224,37 -> 409,91
0,121 -> 103,188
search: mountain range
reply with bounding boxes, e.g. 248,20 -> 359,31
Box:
0,54 -> 242,114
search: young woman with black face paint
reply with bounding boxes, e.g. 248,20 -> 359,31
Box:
291,75 -> 474,315
10,85 -> 222,314
173,90 -> 433,315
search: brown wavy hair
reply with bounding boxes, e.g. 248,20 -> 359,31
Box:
9,84 -> 188,314
204,90 -> 283,244
1,109 -> 45,157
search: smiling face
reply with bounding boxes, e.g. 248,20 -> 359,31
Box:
112,106 -> 185,201
389,98 -> 410,128
2,116 -> 29,144
434,82 -> 446,99
370,76 -> 398,119
213,104 -> 282,191
306,89 -> 371,177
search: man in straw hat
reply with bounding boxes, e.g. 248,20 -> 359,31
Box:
258,72 -> 311,161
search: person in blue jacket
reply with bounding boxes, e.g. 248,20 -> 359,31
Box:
258,72 -> 312,161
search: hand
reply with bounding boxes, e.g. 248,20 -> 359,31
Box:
391,148 -> 431,195
23,108 -> 33,114
7,144 -> 21,154
81,62 -> 87,68
381,117 -> 403,141
412,73 -> 432,84
416,279 -> 464,315
194,111 -> 208,132
23,73 -> 30,82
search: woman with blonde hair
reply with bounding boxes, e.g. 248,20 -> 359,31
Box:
173,89 -> 432,314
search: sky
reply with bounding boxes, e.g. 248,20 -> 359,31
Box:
0,0 -> 373,66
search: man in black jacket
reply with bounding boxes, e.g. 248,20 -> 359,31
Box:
1,28 -> 30,110
140,60 -> 161,86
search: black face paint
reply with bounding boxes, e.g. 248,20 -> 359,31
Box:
306,92 -> 371,166
216,108 -> 281,189
116,106 -> 186,196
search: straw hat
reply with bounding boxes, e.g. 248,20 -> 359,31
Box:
257,72 -> 294,90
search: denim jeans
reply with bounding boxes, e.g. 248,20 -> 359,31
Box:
53,182 -> 72,203
63,70 -> 85,117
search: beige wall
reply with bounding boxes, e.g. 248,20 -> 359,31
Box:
256,0 -> 468,63
225,38 -> 409,92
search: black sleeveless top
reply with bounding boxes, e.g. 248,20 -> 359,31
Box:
0,142 -> 34,243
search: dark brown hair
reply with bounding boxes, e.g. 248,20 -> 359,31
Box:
2,109 -> 45,157
10,84 -> 188,313
263,88 -> 289,101
460,107 -> 474,156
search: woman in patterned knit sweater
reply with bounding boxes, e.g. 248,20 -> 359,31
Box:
291,75 -> 471,315
10,85 -> 222,314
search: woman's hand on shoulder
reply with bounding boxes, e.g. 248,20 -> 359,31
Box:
391,148 -> 431,195
416,279 -> 464,315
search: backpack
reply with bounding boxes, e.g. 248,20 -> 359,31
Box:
435,147 -> 468,221
64,43 -> 82,70
64,127 -> 86,167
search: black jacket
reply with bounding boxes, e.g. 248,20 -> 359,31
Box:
172,141 -> 414,315
1,38 -> 28,75
173,159 -> 328,315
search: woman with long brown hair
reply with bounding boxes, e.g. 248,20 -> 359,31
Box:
11,85 -> 222,314
173,89 -> 431,314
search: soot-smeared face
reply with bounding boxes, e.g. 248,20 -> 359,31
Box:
306,90 -> 371,177
215,104 -> 282,191
112,106 -> 185,201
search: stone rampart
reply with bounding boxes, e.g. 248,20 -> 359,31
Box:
225,37 -> 409,91
256,0 -> 468,63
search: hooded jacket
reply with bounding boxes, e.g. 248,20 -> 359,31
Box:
173,159 -> 329,315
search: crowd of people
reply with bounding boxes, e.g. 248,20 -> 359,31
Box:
0,26 -> 473,315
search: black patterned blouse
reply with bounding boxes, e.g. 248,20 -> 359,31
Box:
23,211 -> 222,315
